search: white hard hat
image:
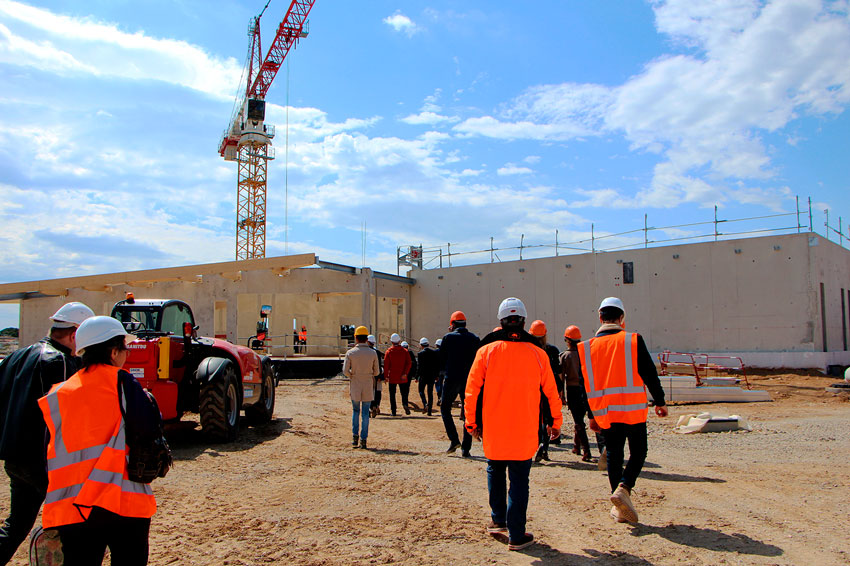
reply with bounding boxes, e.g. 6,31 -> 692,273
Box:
367,334 -> 376,344
401,341 -> 409,348
599,297 -> 625,312
50,302 -> 95,328
75,316 -> 135,355
498,297 -> 527,320
419,337 -> 429,346
390,333 -> 401,343
435,338 -> 442,346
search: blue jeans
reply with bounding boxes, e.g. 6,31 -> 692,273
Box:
487,459 -> 532,542
351,400 -> 371,439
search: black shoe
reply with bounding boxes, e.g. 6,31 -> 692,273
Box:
352,435 -> 359,448
360,438 -> 367,450
404,406 -> 411,416
461,450 -> 471,458
446,442 -> 462,454
508,533 -> 534,551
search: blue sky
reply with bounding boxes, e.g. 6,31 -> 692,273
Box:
1,0 -> 849,329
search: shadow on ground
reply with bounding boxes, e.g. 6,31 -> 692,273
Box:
630,523 -> 783,556
166,417 -> 292,461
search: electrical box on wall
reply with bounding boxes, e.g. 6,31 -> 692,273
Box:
623,261 -> 634,284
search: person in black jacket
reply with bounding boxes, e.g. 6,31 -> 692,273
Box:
439,311 -> 480,457
529,321 -> 562,462
367,335 -> 384,418
416,338 -> 440,416
0,302 -> 93,565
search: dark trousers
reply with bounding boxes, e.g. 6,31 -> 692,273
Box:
388,382 -> 410,415
56,506 -> 150,566
0,459 -> 48,565
566,386 -> 592,455
373,382 -> 382,410
537,396 -> 553,454
440,380 -> 471,451
602,422 -> 648,492
418,378 -> 434,414
487,459 -> 532,542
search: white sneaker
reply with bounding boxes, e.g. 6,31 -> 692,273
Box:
610,485 -> 638,523
610,505 -> 629,523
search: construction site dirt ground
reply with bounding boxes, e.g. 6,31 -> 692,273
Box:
3,372 -> 849,565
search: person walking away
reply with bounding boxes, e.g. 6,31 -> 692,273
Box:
401,341 -> 418,399
367,335 -> 384,417
528,321 -> 562,462
559,325 -> 598,463
0,302 -> 94,565
579,297 -> 667,524
434,339 -> 445,404
439,311 -> 480,457
343,326 -> 379,449
383,334 -> 411,416
416,338 -> 439,415
38,316 -> 161,565
297,325 -> 308,354
465,297 -> 562,551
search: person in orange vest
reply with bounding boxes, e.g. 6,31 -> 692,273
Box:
465,298 -> 562,551
580,297 -> 667,524
528,320 -> 562,463
0,302 -> 94,565
38,316 -> 160,564
296,325 -> 308,354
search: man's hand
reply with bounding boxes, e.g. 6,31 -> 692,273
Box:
655,405 -> 668,417
588,418 -> 601,433
546,426 -> 560,441
468,426 -> 481,441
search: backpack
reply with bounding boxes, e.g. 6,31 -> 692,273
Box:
118,371 -> 173,483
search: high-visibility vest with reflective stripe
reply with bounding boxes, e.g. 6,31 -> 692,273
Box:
37,364 -> 156,527
578,332 -> 648,429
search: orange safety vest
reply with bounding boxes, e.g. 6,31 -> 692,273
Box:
578,332 -> 648,429
37,364 -> 156,528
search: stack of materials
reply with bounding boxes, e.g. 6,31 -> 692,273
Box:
674,412 -> 752,434
648,375 -> 771,403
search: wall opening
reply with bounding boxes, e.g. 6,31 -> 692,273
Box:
214,301 -> 227,340
820,282 -> 827,353
842,288 -> 847,351
623,261 -> 634,284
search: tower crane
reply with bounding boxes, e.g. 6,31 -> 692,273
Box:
219,0 -> 316,260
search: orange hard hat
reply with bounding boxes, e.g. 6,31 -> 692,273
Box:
564,325 -> 581,340
529,320 -> 547,337
449,311 -> 466,323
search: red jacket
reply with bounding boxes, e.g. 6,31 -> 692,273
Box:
383,344 -> 412,384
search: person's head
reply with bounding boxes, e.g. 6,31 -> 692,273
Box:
449,311 -> 466,330
497,297 -> 527,334
435,338 -> 442,348
401,341 -> 409,349
75,316 -> 135,369
354,325 -> 369,343
390,333 -> 401,346
529,320 -> 547,346
48,301 -> 95,353
564,325 -> 581,347
367,334 -> 376,346
301,325 -> 306,331
598,297 -> 625,327
419,337 -> 429,348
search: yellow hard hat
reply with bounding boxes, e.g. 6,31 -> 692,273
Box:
354,326 -> 369,337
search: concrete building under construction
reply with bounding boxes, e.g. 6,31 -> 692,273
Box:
2,232 -> 849,369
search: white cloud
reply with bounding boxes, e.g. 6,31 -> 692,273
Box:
0,0 -> 242,98
497,164 -> 533,176
399,111 -> 460,125
524,155 -> 541,164
383,11 -> 420,37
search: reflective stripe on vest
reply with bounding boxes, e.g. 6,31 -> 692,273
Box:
580,332 -> 647,428
39,365 -> 155,527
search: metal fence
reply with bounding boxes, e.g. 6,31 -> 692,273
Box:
399,195 -> 849,271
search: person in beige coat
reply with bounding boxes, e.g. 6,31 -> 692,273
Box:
343,326 -> 379,449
